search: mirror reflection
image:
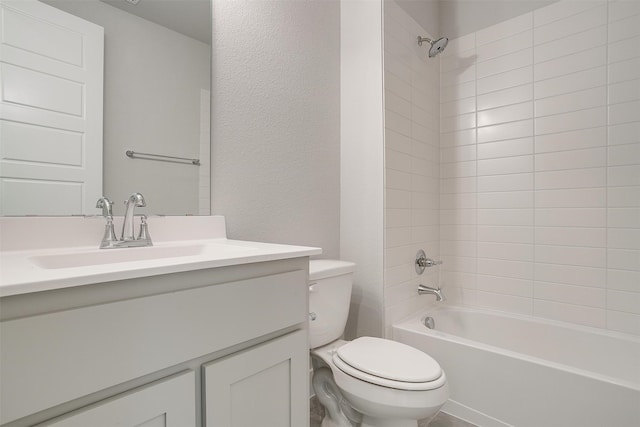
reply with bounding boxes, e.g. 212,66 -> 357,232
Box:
0,0 -> 211,216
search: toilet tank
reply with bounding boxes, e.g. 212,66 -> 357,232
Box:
308,260 -> 356,349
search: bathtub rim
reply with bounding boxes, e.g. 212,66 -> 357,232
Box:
393,304 -> 640,393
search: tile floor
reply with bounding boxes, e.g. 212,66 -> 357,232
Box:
310,396 -> 477,427
423,412 -> 478,427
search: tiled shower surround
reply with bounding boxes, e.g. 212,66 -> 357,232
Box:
383,0 -> 639,338
383,0 -> 441,335
438,0 -> 640,335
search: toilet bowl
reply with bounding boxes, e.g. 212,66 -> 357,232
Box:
309,260 -> 448,427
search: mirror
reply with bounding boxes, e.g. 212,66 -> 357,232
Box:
1,0 -> 211,216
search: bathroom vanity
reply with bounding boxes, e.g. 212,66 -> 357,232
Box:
0,216 -> 320,426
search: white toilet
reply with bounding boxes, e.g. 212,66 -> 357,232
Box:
309,260 -> 449,427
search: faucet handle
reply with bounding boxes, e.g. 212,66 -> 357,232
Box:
137,215 -> 153,245
415,249 -> 443,274
420,258 -> 443,267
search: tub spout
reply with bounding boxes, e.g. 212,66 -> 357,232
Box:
418,284 -> 445,302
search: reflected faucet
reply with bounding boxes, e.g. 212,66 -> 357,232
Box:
418,284 -> 445,302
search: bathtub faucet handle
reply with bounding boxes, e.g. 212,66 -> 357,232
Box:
422,258 -> 443,267
415,249 -> 443,274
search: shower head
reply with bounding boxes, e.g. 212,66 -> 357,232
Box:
417,36 -> 449,57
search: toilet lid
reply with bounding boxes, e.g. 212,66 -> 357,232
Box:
334,337 -> 443,388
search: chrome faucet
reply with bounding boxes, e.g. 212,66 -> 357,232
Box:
418,284 -> 445,302
96,193 -> 152,249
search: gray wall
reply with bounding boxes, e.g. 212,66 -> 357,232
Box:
211,0 -> 341,257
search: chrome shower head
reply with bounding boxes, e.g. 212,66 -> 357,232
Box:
417,36 -> 449,57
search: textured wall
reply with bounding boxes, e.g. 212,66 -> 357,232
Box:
439,0 -> 640,335
340,0 -> 385,340
211,0 -> 340,256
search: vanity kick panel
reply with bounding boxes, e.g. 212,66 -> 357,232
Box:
0,269 -> 307,424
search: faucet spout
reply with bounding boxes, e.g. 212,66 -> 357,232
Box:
121,192 -> 146,241
418,284 -> 445,302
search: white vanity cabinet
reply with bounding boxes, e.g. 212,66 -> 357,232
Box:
39,371 -> 196,427
0,258 -> 311,427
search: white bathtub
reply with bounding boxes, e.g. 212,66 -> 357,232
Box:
393,306 -> 640,427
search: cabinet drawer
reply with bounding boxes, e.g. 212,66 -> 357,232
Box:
38,371 -> 196,427
1,269 -> 307,423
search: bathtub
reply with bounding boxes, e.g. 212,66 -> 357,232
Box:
393,306 -> 640,427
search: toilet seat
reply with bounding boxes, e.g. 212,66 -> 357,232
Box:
332,337 -> 446,391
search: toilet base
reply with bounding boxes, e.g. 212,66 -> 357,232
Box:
313,366 -> 362,427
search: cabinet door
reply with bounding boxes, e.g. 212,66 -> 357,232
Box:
38,371 -> 195,427
204,330 -> 308,427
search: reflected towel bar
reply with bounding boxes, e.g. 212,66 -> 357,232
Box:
126,150 -> 200,166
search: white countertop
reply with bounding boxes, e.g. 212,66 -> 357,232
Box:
0,238 -> 320,297
0,216 -> 321,297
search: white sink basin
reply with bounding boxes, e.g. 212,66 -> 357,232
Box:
30,244 -> 207,269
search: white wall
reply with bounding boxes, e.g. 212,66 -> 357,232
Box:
340,0 -> 385,339
211,0 -> 341,257
383,0 -> 441,336
43,0 -> 210,215
395,0 -> 440,38
439,0 -> 640,336
439,0 -> 558,39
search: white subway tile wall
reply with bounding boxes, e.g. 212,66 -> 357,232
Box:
439,0 -> 640,335
383,0 -> 441,336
